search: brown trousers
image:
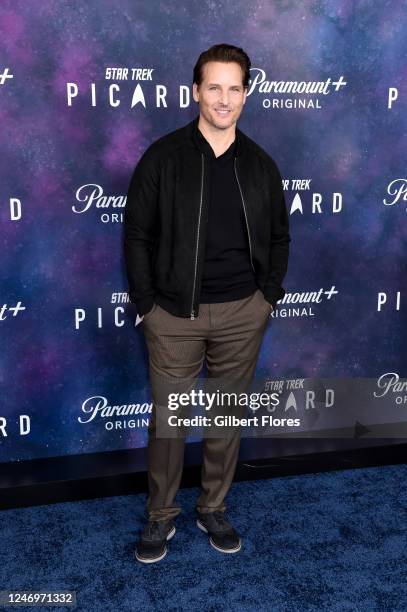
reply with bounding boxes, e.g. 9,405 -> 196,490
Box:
142,288 -> 271,521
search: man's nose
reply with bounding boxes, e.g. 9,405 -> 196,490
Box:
219,90 -> 230,105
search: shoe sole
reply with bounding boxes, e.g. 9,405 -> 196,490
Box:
196,519 -> 241,553
135,525 -> 176,564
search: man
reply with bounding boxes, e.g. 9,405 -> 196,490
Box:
124,44 -> 290,563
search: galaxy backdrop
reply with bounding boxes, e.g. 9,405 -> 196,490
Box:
0,0 -> 406,465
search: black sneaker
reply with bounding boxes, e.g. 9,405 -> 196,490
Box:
196,510 -> 241,553
135,519 -> 176,564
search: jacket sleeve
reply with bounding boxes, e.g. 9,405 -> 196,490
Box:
124,146 -> 159,316
263,157 -> 291,310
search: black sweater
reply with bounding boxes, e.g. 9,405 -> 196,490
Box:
194,126 -> 257,303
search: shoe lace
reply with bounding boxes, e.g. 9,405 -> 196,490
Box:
211,511 -> 232,531
144,520 -> 163,539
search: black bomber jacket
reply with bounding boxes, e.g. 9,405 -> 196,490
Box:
124,114 -> 291,319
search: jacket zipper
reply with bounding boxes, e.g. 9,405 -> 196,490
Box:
234,156 -> 255,273
190,153 -> 204,319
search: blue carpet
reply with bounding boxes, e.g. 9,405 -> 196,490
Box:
1,464 -> 407,611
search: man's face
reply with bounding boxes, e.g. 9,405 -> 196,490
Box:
192,61 -> 247,131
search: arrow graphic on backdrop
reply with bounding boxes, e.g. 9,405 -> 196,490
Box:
285,391 -> 297,411
131,84 -> 147,108
290,193 -> 303,214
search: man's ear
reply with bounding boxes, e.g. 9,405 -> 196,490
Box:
192,83 -> 199,103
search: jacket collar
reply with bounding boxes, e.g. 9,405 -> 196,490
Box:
189,114 -> 244,158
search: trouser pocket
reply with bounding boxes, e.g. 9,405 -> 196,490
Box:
143,302 -> 158,322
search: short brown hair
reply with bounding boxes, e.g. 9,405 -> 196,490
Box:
193,43 -> 251,89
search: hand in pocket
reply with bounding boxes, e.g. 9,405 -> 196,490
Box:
143,303 -> 157,321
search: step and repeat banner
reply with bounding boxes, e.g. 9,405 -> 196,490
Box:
1,1 -> 406,468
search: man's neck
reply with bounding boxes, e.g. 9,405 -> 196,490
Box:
197,115 -> 236,158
